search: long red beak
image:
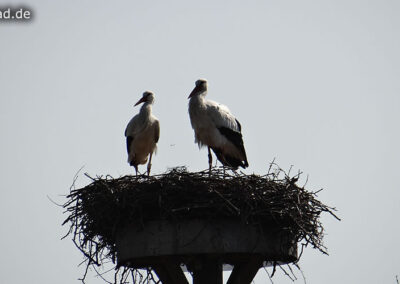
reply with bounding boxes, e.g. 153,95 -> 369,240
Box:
134,97 -> 146,106
188,85 -> 200,99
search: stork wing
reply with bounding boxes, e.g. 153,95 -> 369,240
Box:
206,100 -> 248,167
126,136 -> 133,154
125,114 -> 140,154
235,119 -> 242,132
206,100 -> 241,132
154,120 -> 160,143
125,114 -> 145,137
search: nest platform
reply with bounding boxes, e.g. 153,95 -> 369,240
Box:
63,166 -> 339,284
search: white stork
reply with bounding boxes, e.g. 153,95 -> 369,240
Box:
188,79 -> 248,171
125,91 -> 160,176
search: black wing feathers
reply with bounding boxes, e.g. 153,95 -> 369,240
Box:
216,125 -> 249,169
154,121 -> 160,143
218,127 -> 245,152
126,136 -> 133,154
235,119 -> 242,132
211,147 -> 245,169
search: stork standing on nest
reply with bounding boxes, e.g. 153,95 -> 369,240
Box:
188,79 -> 248,172
125,91 -> 160,176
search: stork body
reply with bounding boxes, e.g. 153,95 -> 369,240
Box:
188,79 -> 248,171
125,91 -> 160,175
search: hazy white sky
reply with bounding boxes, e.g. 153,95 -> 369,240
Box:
0,1 -> 399,283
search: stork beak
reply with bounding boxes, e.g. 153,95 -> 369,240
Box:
134,97 -> 146,106
188,85 -> 200,99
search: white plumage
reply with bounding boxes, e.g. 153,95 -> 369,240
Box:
125,91 -> 160,175
188,79 -> 248,170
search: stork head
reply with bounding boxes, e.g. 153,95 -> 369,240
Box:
134,91 -> 155,106
188,79 -> 208,99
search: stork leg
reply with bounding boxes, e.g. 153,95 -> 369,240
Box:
134,165 -> 138,176
207,147 -> 212,174
147,153 -> 153,176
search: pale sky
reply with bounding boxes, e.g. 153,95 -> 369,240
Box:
0,1 -> 399,283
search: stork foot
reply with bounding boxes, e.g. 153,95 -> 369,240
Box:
208,147 -> 213,176
146,153 -> 153,176
147,163 -> 152,176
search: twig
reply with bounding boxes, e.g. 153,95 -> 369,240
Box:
278,264 -> 295,282
294,263 -> 307,284
264,267 -> 275,284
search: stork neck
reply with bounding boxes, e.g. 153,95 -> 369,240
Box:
139,102 -> 152,118
192,91 -> 207,102
189,92 -> 208,114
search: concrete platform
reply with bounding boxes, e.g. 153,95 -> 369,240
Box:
115,218 -> 297,284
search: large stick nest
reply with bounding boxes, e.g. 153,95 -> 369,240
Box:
63,164 -> 339,283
